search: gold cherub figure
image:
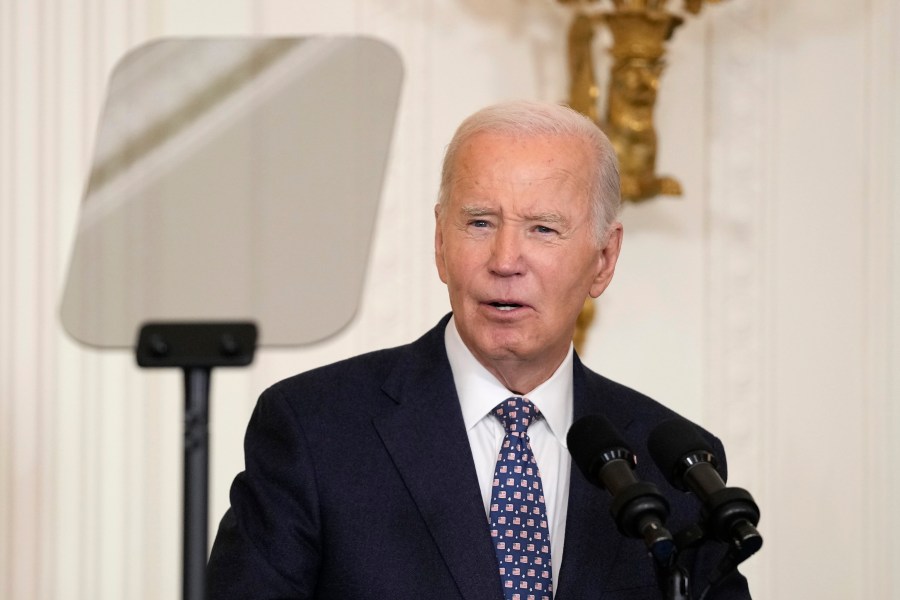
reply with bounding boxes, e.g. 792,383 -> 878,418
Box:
602,8 -> 683,201
559,0 -> 721,201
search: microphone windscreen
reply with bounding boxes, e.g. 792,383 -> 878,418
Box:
647,418 -> 716,487
567,415 -> 630,480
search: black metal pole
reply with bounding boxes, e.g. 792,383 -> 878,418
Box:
183,366 -> 211,600
661,564 -> 690,600
136,322 -> 256,600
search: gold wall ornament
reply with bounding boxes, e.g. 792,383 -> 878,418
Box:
604,9 -> 683,201
566,11 -> 601,123
558,1 -> 724,353
559,0 -> 723,203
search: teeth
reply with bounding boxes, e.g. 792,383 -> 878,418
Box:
491,302 -> 522,311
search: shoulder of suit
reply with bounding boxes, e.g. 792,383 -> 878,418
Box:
577,362 -> 728,466
576,360 -> 693,427
257,316 -> 450,414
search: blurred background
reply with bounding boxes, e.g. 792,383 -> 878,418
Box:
1,1 -> 898,598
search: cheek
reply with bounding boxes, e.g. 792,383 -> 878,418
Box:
435,236 -> 467,286
438,247 -> 470,289
443,241 -> 482,274
435,251 -> 449,284
544,260 -> 599,303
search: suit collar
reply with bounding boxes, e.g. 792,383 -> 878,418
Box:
445,314 -> 575,446
555,354 -> 636,599
374,315 -> 505,600
373,319 -> 645,599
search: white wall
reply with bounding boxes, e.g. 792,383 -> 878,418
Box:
1,0 -> 898,598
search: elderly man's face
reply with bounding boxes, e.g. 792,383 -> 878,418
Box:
435,132 -> 621,387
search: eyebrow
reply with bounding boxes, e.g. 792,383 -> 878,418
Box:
460,205 -> 569,226
460,205 -> 494,217
526,212 -> 566,225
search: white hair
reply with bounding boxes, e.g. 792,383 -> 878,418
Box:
437,100 -> 621,243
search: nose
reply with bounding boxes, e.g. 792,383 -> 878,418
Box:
488,225 -> 524,277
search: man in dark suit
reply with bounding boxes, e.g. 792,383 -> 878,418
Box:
207,101 -> 752,599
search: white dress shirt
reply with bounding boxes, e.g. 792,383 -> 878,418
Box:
444,316 -> 573,591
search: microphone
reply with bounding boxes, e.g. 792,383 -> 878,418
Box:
647,418 -> 762,562
567,415 -> 675,564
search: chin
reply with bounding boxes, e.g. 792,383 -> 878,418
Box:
478,334 -> 540,362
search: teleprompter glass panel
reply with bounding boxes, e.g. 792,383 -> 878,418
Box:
61,37 -> 403,348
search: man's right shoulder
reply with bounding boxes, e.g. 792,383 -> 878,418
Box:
261,344 -> 407,411
255,314 -> 453,419
291,343 -> 403,381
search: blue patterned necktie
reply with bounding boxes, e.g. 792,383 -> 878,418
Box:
488,397 -> 553,600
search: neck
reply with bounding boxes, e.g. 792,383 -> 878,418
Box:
480,353 -> 567,396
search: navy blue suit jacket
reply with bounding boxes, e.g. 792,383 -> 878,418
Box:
207,315 -> 751,599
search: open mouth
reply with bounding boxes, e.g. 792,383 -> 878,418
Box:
489,302 -> 523,311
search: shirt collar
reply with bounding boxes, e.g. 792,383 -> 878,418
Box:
444,315 -> 574,448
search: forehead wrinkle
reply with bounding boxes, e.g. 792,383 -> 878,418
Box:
449,153 -> 592,225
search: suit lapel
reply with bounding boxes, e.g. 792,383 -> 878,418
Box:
555,356 -> 636,600
373,319 -> 504,600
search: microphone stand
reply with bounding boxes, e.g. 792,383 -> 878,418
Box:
652,524 -> 708,600
605,472 -> 689,599
651,532 -> 691,600
695,486 -> 762,599
658,562 -> 690,600
665,503 -> 763,600
612,488 -> 689,600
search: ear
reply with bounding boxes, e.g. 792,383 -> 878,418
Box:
588,221 -> 623,299
434,203 -> 449,284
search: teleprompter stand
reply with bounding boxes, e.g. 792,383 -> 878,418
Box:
59,36 -> 403,600
136,322 -> 258,600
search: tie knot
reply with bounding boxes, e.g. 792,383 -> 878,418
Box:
492,396 -> 541,436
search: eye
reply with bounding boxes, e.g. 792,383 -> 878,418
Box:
469,219 -> 491,228
534,225 -> 557,235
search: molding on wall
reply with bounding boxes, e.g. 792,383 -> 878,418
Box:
704,0 -> 767,470
862,0 -> 898,595
704,0 -> 771,591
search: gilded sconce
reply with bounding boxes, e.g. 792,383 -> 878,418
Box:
559,0 -> 722,203
561,0 -> 724,352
